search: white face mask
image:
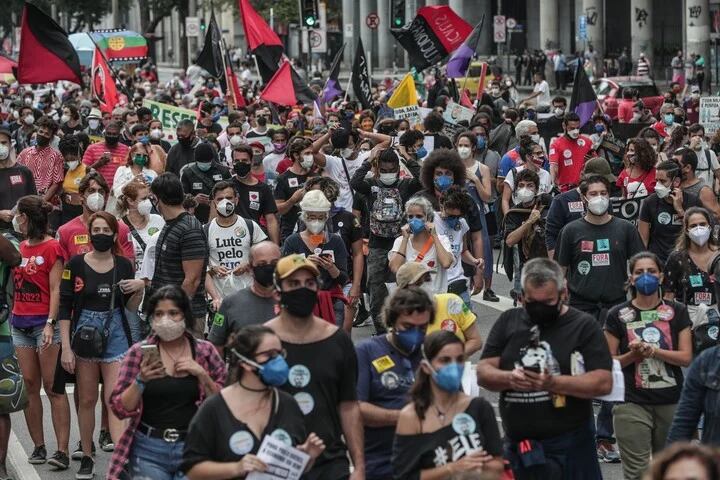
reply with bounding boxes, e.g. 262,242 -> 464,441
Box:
86,192 -> 105,212
229,135 -> 243,147
60,114 -> 70,124
567,129 -> 580,139
150,128 -> 162,139
554,107 -> 565,117
515,187 -> 536,204
88,119 -> 100,130
587,195 -> 609,216
11,215 -> 21,233
654,183 -> 671,199
24,115 -> 34,126
137,198 -> 153,216
216,198 -> 235,217
0,144 -> 9,161
152,315 -> 186,342
306,219 -> 326,234
379,172 -> 398,185
341,147 -> 354,158
300,154 -> 314,169
689,225 -> 711,246
530,133 -> 541,144
457,146 -> 472,160
66,160 -> 79,170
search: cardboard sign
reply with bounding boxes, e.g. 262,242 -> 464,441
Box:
393,105 -> 423,126
700,97 -> 720,135
443,101 -> 475,125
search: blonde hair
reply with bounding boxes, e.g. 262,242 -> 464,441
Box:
116,180 -> 148,215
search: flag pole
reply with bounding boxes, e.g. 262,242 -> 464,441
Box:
87,33 -> 133,101
219,37 -> 238,109
343,72 -> 352,102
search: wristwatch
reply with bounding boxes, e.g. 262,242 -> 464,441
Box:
46,318 -> 56,327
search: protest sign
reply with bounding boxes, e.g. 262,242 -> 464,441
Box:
143,99 -> 196,142
610,197 -> 642,226
393,105 -> 422,126
700,97 -> 720,136
246,435 -> 310,480
443,101 -> 475,125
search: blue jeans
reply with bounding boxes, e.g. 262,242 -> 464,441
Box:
129,431 -> 186,480
596,401 -> 616,442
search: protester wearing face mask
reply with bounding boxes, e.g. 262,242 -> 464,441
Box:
176,141 -> 229,223
117,180 -> 165,275
108,285 -> 226,480
549,112 -> 597,191
265,254 -> 364,479
394,330 -> 503,478
663,207 -> 720,327
85,109 -> 104,137
687,124 -> 720,188
0,127 -> 36,230
502,139 -> 553,214
147,119 -> 171,153
220,122 -> 245,168
478,258 -> 613,479
10,196 -> 71,471
130,124 -> 167,175
355,288 -> 431,480
110,143 -> 159,216
496,118 -> 542,192
389,195 -> 453,295
58,212 -> 144,478
604,252 -> 692,480
82,120 -> 130,190
653,104 -> 678,140
617,138 -> 657,199
12,106 -> 36,154
275,137 -> 318,242
261,128 -> 290,184
684,85 -> 702,124
166,119 -> 199,176
351,147 -> 422,334
58,135 -> 88,224
56,171 -> 136,260
555,175 -> 644,461
183,324 -> 325,479
673,148 -> 720,218
208,241 -> 280,357
204,181 -> 267,308
282,191 -> 349,326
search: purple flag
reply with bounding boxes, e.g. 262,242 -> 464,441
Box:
322,44 -> 345,104
446,16 -> 484,79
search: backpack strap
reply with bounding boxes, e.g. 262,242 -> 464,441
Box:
122,217 -> 146,250
415,236 -> 435,263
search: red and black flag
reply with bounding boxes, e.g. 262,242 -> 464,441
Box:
391,5 -> 472,72
259,61 -> 317,107
17,2 -> 82,85
351,39 -> 372,110
91,48 -> 119,113
238,0 -> 284,84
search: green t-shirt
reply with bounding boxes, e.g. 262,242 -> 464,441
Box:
0,233 -> 19,338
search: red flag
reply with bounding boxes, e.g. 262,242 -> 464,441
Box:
91,48 -> 118,113
260,61 -> 298,106
17,3 -> 82,85
460,89 -> 474,108
226,64 -> 246,108
238,0 -> 284,83
476,62 -> 488,98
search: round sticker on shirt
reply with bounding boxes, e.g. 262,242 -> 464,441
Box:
452,413 -> 476,436
228,430 -> 254,455
641,326 -> 661,344
338,222 -> 344,227
148,227 -> 159,236
619,307 -> 636,323
314,248 -> 322,255
657,304 -> 675,322
271,428 -> 292,446
441,319 -> 458,333
563,149 -> 572,159
577,139 -> 586,147
657,212 -> 672,225
74,177 -> 81,185
288,365 -> 311,388
381,371 -> 400,390
294,392 -> 315,415
35,256 -> 44,266
709,326 -> 719,340
447,297 -> 464,315
234,227 -> 246,238
577,260 -> 591,275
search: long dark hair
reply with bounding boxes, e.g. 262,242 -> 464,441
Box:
227,325 -> 276,381
626,251 -> 663,296
145,285 -> 194,331
17,195 -> 52,240
88,211 -> 122,255
409,330 -> 464,421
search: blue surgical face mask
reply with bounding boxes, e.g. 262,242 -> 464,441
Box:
634,272 -> 660,296
594,124 -> 605,133
415,146 -> 427,159
197,161 -> 212,172
428,361 -> 464,392
409,217 -> 426,234
663,114 -> 675,126
139,135 -> 150,145
232,349 -> 289,387
434,174 -> 453,192
445,216 -> 460,230
395,327 -> 425,354
476,136 -> 486,150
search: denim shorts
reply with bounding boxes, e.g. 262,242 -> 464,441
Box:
12,323 -> 61,349
129,431 -> 186,480
73,308 -> 140,363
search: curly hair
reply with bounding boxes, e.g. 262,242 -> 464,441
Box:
420,149 -> 466,192
439,185 -> 472,214
305,176 -> 340,204
627,138 -> 656,172
663,125 -> 688,155
287,137 -> 312,163
58,135 -> 81,157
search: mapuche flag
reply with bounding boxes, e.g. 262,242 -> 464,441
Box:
446,16 -> 485,78
90,30 -> 148,63
17,2 -> 82,85
321,44 -> 345,104
391,6 -> 472,72
238,0 -> 284,83
570,65 -> 598,127
260,61 -> 317,107
352,39 -> 372,110
91,48 -> 119,113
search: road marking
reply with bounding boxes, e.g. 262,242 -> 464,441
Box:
471,290 -> 515,312
8,430 -> 41,480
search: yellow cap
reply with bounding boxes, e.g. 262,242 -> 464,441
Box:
274,254 -> 320,281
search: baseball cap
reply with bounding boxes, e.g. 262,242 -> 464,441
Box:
274,254 -> 320,282
396,263 -> 432,289
582,157 -> 616,183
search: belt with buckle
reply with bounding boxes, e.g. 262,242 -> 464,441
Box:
137,423 -> 187,443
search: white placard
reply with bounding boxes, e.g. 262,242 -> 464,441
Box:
700,96 -> 720,135
393,105 -> 422,125
443,101 -> 475,125
246,435 -> 310,480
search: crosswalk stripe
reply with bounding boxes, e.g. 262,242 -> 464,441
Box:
8,431 -> 41,480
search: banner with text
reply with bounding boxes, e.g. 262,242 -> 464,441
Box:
610,197 -> 642,226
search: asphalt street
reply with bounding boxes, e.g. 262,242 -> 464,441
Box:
7,251 -> 624,479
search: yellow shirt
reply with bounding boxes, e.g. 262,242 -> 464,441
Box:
63,164 -> 88,194
427,293 -> 477,342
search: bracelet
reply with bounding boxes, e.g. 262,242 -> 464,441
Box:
134,374 -> 145,392
396,252 -> 406,258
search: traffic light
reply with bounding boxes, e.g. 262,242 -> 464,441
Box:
200,18 -> 206,33
391,0 -> 406,28
301,0 -> 319,28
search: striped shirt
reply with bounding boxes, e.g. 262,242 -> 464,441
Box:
16,146 -> 64,193
81,141 -> 130,189
151,212 -> 208,318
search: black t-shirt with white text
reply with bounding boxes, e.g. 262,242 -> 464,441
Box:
480,306 -> 613,440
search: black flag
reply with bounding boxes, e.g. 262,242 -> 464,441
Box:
569,66 -> 598,127
196,12 -> 223,78
352,39 -> 372,109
